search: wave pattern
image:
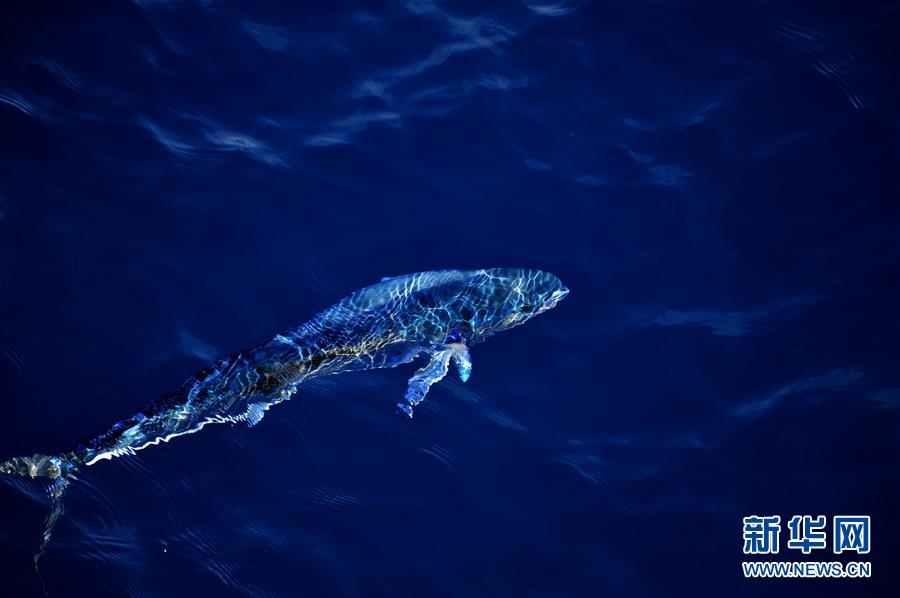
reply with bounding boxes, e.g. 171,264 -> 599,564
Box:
0,1 -> 897,597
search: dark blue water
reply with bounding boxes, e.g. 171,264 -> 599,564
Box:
1,1 -> 898,596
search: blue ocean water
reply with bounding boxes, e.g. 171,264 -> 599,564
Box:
0,1 -> 898,596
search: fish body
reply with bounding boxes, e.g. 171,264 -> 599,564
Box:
3,268 -> 568,479
1,267 -> 568,575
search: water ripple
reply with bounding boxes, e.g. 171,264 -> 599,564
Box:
0,89 -> 48,121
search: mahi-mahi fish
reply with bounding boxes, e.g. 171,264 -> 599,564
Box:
1,268 -> 568,566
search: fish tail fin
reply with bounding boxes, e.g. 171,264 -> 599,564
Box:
33,477 -> 69,594
0,452 -> 78,480
1,453 -> 79,594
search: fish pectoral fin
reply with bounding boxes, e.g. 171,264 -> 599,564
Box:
399,349 -> 453,418
449,343 -> 471,382
245,402 -> 270,427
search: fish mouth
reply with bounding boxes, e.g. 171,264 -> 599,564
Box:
551,286 -> 569,303
540,286 -> 569,312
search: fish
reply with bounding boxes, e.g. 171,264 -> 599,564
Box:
1,267 -> 568,573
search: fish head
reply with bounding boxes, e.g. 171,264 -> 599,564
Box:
463,268 -> 569,341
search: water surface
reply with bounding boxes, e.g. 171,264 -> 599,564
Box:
0,1 -> 898,596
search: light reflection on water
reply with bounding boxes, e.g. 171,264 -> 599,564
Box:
0,1 -> 898,596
